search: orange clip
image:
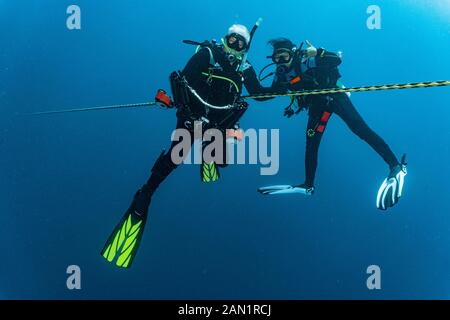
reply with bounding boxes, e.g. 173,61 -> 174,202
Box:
290,76 -> 302,85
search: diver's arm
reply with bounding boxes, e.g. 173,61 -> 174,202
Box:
314,49 -> 342,68
243,66 -> 282,101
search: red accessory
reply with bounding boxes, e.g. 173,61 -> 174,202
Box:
290,76 -> 302,85
155,89 -> 173,108
316,111 -> 332,134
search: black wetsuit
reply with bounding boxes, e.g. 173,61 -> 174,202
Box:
273,49 -> 399,187
135,45 -> 272,214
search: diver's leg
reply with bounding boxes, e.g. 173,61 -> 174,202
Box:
304,107 -> 328,187
101,119 -> 194,267
134,119 -> 194,215
332,93 -> 399,168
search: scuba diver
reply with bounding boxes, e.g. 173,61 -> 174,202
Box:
257,38 -> 407,211
101,23 -> 273,268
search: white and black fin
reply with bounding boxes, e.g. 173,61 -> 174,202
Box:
376,154 -> 408,211
258,184 -> 315,196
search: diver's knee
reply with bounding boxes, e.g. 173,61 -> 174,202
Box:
152,150 -> 178,176
349,121 -> 371,137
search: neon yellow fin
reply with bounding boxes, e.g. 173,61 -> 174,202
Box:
201,161 -> 220,183
101,210 -> 146,268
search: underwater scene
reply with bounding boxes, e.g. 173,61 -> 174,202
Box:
1,0 -> 450,300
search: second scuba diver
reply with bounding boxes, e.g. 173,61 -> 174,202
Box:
101,23 -> 273,268
258,38 -> 407,211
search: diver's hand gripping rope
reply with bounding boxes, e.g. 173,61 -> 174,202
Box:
243,80 -> 450,100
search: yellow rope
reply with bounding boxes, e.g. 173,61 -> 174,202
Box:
243,80 -> 450,100
29,80 -> 450,116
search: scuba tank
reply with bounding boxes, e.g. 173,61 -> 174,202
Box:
169,71 -> 191,107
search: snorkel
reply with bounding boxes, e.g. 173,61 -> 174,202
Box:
239,17 -> 263,72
